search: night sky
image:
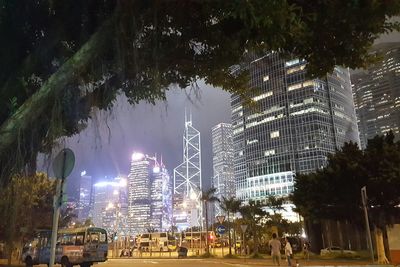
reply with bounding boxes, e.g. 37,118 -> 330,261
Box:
41,29 -> 400,199
60,81 -> 231,197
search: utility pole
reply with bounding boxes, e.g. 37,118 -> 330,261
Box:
361,186 -> 374,263
49,149 -> 75,267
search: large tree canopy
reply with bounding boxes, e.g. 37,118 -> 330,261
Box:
0,1 -> 399,184
292,132 -> 400,228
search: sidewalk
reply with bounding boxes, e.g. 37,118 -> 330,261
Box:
0,259 -> 23,267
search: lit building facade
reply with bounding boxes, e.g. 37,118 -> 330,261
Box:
173,113 -> 202,230
128,153 -> 151,234
77,171 -> 93,221
128,153 -> 172,234
232,52 -> 360,220
150,163 -> 172,231
92,178 -> 127,234
351,42 -> 400,148
212,123 -> 235,216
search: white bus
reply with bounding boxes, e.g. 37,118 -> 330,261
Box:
21,227 -> 108,267
137,232 -> 178,252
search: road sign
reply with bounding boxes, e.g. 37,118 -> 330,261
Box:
52,148 -> 75,179
240,224 -> 248,233
216,225 -> 226,235
216,215 -> 225,224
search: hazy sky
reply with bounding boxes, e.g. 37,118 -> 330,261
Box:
62,82 -> 231,196
55,29 -> 399,198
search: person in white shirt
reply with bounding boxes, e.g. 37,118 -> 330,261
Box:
284,237 -> 293,266
269,233 -> 281,266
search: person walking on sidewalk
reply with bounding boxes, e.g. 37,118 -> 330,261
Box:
284,237 -> 293,266
269,233 -> 282,266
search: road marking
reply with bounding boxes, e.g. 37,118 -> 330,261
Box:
143,260 -> 159,264
202,260 -> 251,267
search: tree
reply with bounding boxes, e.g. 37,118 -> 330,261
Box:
292,132 -> 400,262
0,1 -> 399,184
200,187 -> 219,255
220,196 -> 242,256
266,195 -> 287,215
59,206 -> 78,228
0,173 -> 55,265
239,200 -> 267,255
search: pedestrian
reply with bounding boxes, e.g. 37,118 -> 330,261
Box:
269,233 -> 281,266
284,237 -> 293,266
303,242 -> 309,260
138,246 -> 143,258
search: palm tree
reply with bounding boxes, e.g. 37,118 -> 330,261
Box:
239,200 -> 267,255
220,196 -> 242,255
201,187 -> 219,254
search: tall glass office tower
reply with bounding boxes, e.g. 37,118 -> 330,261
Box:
128,152 -> 151,234
150,162 -> 172,231
173,113 -> 202,230
128,153 -> 172,234
78,171 -> 93,221
212,123 -> 235,216
352,42 -> 400,148
232,52 -> 359,219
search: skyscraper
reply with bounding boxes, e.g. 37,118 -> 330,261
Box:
352,42 -> 400,148
173,113 -> 202,230
212,123 -> 235,216
128,152 -> 151,234
92,178 -> 127,234
78,171 -> 93,221
232,52 -> 359,220
128,152 -> 172,234
150,161 -> 172,231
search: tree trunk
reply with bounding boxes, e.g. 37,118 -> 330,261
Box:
305,218 -> 323,253
375,227 -> 389,264
228,211 -> 232,256
337,220 -> 344,251
0,15 -> 114,184
253,223 -> 259,255
205,201 -> 209,254
382,226 -> 391,262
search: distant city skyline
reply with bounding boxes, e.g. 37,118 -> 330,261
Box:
46,33 -> 399,200
59,84 -> 231,198
352,42 -> 400,147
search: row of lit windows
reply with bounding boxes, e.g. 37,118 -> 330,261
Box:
245,186 -> 294,199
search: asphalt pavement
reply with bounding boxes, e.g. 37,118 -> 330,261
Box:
94,258 -> 388,267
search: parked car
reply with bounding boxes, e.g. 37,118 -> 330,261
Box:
320,246 -> 357,256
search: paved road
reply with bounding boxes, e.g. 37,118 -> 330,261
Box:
98,259 -> 257,267
95,259 -> 389,267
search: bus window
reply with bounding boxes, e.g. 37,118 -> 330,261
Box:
40,236 -> 49,248
89,232 -> 99,243
88,230 -> 107,244
99,231 -> 106,243
141,234 -> 150,239
60,234 -> 76,245
160,233 -> 167,238
75,232 -> 85,245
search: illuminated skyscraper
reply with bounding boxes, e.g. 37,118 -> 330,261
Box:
92,178 -> 127,234
150,160 -> 172,231
352,42 -> 400,148
78,171 -> 93,221
212,123 -> 235,216
232,52 -> 359,220
128,153 -> 151,234
173,113 -> 202,230
128,153 -> 172,234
